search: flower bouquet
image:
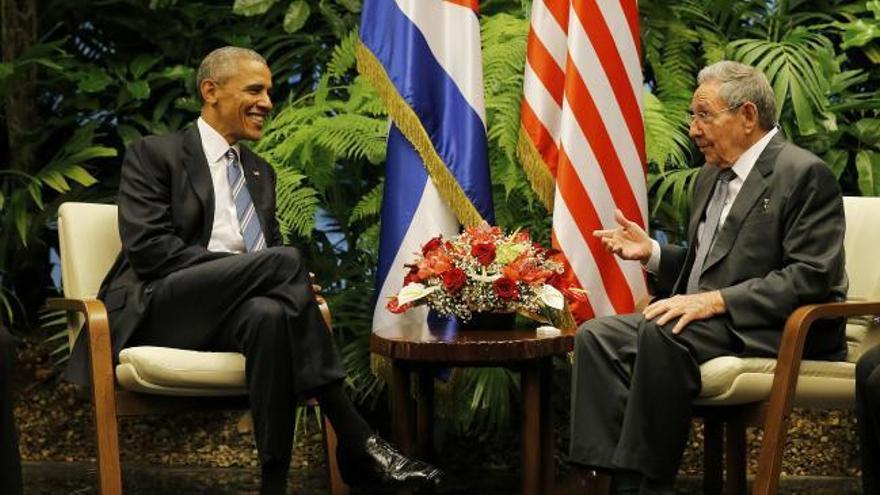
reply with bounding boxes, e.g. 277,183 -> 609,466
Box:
385,223 -> 584,329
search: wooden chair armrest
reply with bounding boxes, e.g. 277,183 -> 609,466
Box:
317,299 -> 333,332
775,300 -> 880,379
44,297 -> 116,392
754,299 -> 880,493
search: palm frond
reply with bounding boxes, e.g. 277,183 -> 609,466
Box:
328,29 -> 359,80
644,90 -> 692,172
311,114 -> 387,164
348,180 -> 383,226
274,168 -> 320,240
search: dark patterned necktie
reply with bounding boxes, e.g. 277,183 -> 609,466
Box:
225,148 -> 266,252
686,168 -> 736,294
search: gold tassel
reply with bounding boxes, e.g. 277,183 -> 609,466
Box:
516,126 -> 556,212
357,42 -> 486,228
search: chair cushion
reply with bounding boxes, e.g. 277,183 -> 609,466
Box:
696,355 -> 855,408
116,346 -> 247,396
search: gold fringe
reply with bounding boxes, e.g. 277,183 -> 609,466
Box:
357,42 -> 485,227
516,125 -> 556,212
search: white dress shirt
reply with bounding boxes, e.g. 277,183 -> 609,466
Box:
645,127 -> 779,273
198,117 -> 247,253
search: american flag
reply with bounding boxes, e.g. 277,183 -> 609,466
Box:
518,0 -> 648,321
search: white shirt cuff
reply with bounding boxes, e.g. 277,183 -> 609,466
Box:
643,239 -> 661,274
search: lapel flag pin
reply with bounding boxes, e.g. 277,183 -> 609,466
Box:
762,198 -> 769,211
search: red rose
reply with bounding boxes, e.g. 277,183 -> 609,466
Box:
493,277 -> 519,300
471,242 -> 496,266
441,267 -> 468,294
386,297 -> 412,314
421,236 -> 443,255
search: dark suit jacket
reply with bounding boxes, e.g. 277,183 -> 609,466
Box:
65,124 -> 283,386
655,133 -> 848,359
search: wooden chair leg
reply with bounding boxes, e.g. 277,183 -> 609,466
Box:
85,311 -> 123,495
703,417 -> 723,495
724,420 -> 747,495
753,410 -> 788,495
321,409 -> 350,495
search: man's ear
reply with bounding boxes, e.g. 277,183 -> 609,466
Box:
741,102 -> 760,132
200,79 -> 220,105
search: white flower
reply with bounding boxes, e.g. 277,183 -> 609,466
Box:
397,283 -> 438,305
469,268 -> 503,283
537,284 -> 564,310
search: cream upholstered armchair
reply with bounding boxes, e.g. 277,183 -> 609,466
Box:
693,196 -> 880,494
47,202 -> 348,495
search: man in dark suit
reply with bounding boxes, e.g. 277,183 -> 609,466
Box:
564,61 -> 847,494
65,46 -> 443,494
857,344 -> 880,494
1,328 -> 23,494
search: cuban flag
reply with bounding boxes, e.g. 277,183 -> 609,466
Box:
358,0 -> 495,333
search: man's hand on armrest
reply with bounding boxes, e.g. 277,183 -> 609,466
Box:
642,290 -> 727,335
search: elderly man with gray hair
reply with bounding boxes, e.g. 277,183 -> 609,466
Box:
561,61 -> 848,494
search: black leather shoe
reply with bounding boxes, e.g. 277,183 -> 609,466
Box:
338,434 -> 445,489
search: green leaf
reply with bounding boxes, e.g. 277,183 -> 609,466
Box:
855,150 -> 876,196
76,68 -> 113,93
233,0 -> 277,16
174,96 -> 201,113
117,124 -> 142,147
64,146 -> 118,164
0,63 -> 13,81
283,1 -> 311,34
14,204 -> 28,246
129,55 -> 160,79
126,80 -> 151,100
336,0 -> 360,13
155,65 -> 194,81
837,19 -> 880,49
824,149 -> 849,180
852,119 -> 880,146
63,165 -> 98,187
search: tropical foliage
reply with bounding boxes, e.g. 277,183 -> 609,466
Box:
3,0 -> 880,436
642,0 -> 880,239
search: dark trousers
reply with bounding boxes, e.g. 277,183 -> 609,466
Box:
127,247 -> 346,471
857,344 -> 880,495
569,313 -> 739,481
1,328 -> 22,494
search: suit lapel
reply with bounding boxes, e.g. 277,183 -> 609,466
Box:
181,126 -> 215,245
238,146 -> 273,234
701,134 -> 783,274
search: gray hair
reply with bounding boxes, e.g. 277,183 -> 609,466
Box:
196,47 -> 267,96
697,61 -> 777,130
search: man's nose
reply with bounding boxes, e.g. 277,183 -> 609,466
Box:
260,92 -> 273,110
688,120 -> 700,138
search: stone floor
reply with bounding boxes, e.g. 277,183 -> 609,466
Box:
22,462 -> 861,494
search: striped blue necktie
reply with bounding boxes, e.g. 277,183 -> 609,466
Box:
225,148 -> 266,252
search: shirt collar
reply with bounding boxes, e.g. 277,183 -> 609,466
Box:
197,117 -> 240,164
729,126 -> 778,181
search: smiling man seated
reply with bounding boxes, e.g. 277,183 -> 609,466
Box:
562,61 -> 848,494
64,46 -> 444,495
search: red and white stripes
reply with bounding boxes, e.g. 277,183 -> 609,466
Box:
520,0 -> 647,321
